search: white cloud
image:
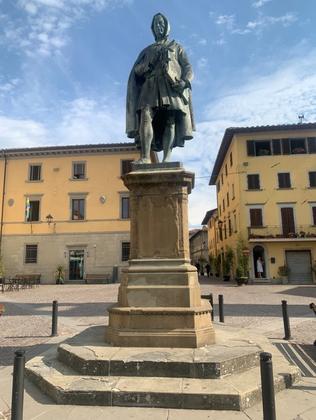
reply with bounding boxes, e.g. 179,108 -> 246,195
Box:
0,116 -> 48,148
213,11 -> 297,36
245,13 -> 297,31
0,0 -> 132,57
252,0 -> 272,8
215,14 -> 235,31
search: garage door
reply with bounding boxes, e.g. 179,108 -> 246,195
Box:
286,251 -> 313,284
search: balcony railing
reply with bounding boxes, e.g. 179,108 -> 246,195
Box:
248,225 -> 316,240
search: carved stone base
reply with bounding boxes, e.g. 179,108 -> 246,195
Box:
107,305 -> 215,348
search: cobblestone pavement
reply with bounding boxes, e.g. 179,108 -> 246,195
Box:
1,280 -> 315,366
0,280 -> 315,419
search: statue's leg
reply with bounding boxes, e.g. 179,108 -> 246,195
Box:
138,106 -> 154,164
162,113 -> 175,162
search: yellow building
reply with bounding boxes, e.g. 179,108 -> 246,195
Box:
209,123 -> 316,284
0,143 -> 140,283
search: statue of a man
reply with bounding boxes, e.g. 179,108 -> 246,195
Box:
126,13 -> 195,164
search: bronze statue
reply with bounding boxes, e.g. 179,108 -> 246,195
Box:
126,13 -> 195,163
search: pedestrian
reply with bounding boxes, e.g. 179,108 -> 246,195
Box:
206,263 -> 211,277
195,262 -> 200,274
256,256 -> 264,278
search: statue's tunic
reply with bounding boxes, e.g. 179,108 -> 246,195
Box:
126,39 -> 195,152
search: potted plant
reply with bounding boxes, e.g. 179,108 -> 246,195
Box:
223,247 -> 234,281
235,237 -> 249,286
55,265 -> 65,284
277,265 -> 289,284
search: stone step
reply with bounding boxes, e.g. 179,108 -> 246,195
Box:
25,350 -> 299,411
57,341 -> 261,379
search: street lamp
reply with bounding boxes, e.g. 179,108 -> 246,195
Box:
46,214 -> 54,226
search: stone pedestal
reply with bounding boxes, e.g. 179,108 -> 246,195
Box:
107,163 -> 215,348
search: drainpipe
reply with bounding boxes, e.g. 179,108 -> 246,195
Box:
0,151 -> 7,255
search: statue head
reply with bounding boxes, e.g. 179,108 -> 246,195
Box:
151,13 -> 170,41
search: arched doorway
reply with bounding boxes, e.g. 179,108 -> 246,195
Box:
253,245 -> 266,278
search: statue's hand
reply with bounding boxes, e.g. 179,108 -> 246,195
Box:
172,79 -> 187,94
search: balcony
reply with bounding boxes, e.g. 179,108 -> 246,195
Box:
248,225 -> 316,242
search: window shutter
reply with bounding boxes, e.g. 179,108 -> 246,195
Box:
247,140 -> 255,156
313,207 -> 316,225
309,172 -> 316,187
278,173 -> 291,188
247,174 -> 260,189
272,139 -> 281,155
250,209 -> 263,227
281,138 -> 290,154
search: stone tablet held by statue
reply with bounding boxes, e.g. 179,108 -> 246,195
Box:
126,13 -> 195,164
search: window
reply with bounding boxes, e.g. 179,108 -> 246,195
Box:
121,160 -> 133,176
26,199 -> 40,222
216,181 -> 220,193
249,208 -> 263,227
122,242 -> 130,261
290,138 -> 306,154
233,213 -> 237,233
230,152 -> 233,167
307,137 -> 316,153
225,164 -> 228,177
224,223 -> 227,239
221,173 -> 224,185
71,198 -> 85,220
232,183 -> 235,199
228,219 -> 232,236
222,198 -> 225,212
25,244 -> 38,263
281,138 -> 290,154
272,139 -> 281,155
121,196 -> 130,219
309,171 -> 316,187
247,174 -> 260,190
278,173 -> 291,189
312,206 -> 316,225
255,141 -> 271,156
72,162 -> 86,179
29,165 -> 41,181
226,192 -> 229,207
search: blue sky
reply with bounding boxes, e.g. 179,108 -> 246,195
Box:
1,0 -> 316,226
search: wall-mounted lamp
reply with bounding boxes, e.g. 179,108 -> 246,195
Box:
64,250 -> 67,258
46,214 -> 54,226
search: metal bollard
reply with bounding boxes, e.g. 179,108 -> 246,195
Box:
209,293 -> 214,321
11,349 -> 25,420
219,294 -> 224,322
281,300 -> 291,340
260,352 -> 276,420
51,300 -> 58,337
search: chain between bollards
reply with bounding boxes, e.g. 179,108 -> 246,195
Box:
51,300 -> 58,337
281,300 -> 291,340
11,349 -> 25,420
260,352 -> 276,420
219,294 -> 224,323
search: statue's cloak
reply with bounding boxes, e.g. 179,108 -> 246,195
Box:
126,40 -> 195,152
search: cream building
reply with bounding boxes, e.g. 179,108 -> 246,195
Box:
209,123 -> 316,284
0,143 -> 140,283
